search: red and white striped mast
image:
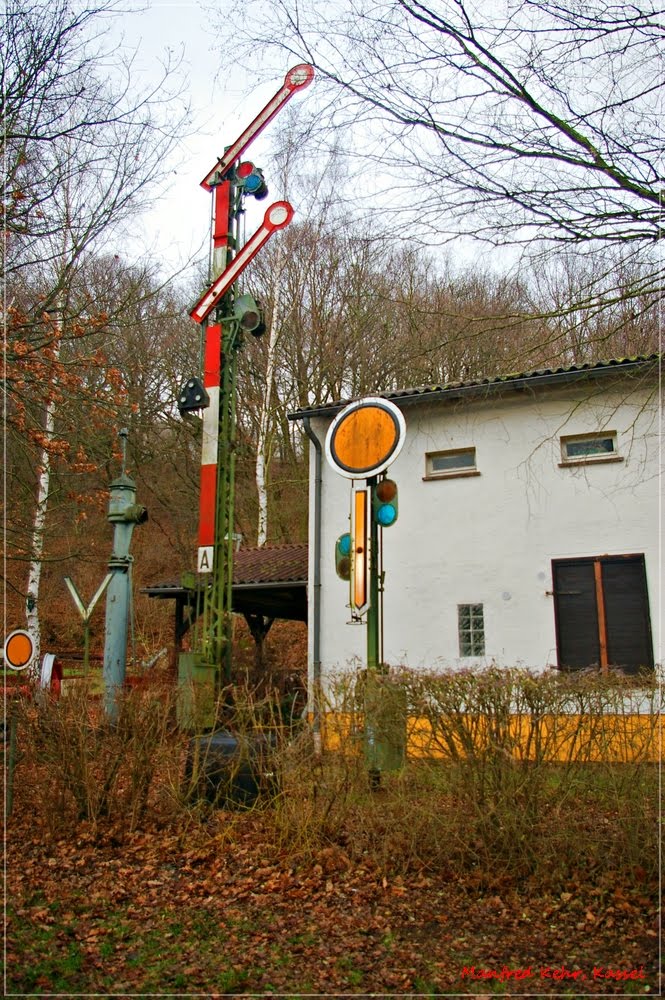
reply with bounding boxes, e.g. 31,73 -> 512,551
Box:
179,65 -> 314,716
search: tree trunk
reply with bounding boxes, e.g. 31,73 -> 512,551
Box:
25,388 -> 58,667
255,243 -> 287,547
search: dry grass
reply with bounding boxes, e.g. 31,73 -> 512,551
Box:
10,667 -> 660,888
271,668 -> 661,883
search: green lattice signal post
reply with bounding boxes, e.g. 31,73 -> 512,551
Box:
178,67 -> 314,729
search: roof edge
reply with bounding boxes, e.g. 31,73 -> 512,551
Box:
288,354 -> 661,421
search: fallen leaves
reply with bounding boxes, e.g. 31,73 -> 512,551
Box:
5,809 -> 660,995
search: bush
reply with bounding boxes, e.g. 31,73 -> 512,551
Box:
14,679 -> 184,835
271,667 -> 660,883
9,667 -> 660,887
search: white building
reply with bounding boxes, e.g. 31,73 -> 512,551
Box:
289,355 -> 661,688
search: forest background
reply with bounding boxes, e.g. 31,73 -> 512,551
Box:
3,0 -> 661,677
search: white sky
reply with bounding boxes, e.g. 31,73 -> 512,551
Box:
103,0 -> 513,283
106,1 -> 300,282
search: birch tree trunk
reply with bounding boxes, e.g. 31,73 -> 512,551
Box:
255,242 -> 287,547
25,386 -> 59,666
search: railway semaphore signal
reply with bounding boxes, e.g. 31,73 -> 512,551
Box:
179,66 -> 314,728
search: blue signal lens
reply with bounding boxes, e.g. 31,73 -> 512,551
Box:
244,173 -> 263,192
339,533 -> 351,556
376,504 -> 396,527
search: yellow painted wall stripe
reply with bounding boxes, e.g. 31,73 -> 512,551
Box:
319,713 -> 661,763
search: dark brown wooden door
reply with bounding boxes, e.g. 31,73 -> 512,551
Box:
552,555 -> 653,674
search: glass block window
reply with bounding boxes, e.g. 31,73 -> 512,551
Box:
458,604 -> 485,656
426,447 -> 477,477
560,432 -> 618,462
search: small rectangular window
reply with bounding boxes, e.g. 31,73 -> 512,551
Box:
426,447 -> 478,479
458,603 -> 485,656
560,432 -> 619,464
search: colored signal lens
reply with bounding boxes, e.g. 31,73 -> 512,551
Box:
244,174 -> 263,193
339,533 -> 351,556
376,503 -> 397,527
236,161 -> 255,178
234,162 -> 268,199
240,308 -> 261,329
376,478 -> 397,502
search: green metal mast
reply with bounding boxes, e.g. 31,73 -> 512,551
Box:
179,177 -> 243,725
177,66 -> 315,729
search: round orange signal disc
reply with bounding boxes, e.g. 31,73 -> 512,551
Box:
325,397 -> 406,479
4,629 -> 36,671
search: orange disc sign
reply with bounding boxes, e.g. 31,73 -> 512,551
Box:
3,629 -> 36,671
325,397 -> 406,479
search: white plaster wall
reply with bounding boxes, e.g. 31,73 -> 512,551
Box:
307,378 -> 661,682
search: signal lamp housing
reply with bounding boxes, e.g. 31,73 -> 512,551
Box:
234,293 -> 266,337
178,376 -> 210,415
373,477 -> 398,527
335,533 -> 352,581
234,161 -> 269,200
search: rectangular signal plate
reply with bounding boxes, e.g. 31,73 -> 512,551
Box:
350,486 -> 370,615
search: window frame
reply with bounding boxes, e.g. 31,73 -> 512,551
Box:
458,603 -> 485,657
559,431 -> 622,467
424,446 -> 479,481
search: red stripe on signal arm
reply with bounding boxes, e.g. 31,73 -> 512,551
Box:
200,66 -> 313,191
198,464 -> 217,547
203,324 -> 221,388
190,202 -> 294,325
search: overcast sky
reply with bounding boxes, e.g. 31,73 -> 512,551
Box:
104,0 -> 509,283
106,1 -> 301,280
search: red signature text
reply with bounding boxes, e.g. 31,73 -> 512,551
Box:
460,964 -> 646,983
541,966 -> 587,980
593,966 -> 645,981
461,966 -> 532,982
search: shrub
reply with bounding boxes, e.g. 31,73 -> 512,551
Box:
9,666 -> 660,887
271,667 -> 660,883
14,679 -> 184,835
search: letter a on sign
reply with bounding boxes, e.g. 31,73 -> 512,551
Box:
198,546 -> 213,573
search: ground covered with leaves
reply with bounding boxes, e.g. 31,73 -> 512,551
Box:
6,807 -> 660,996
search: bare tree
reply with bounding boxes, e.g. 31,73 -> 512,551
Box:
215,0 -> 664,333
4,252 -> 204,656
2,0 -> 189,654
